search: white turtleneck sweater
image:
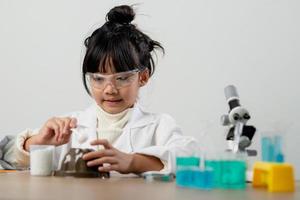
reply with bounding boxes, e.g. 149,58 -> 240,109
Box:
95,105 -> 133,146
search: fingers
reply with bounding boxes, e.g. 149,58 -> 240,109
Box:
44,118 -> 61,142
59,117 -> 77,142
53,118 -> 65,141
83,149 -> 115,160
83,149 -> 118,172
60,118 -> 76,135
82,147 -> 131,173
90,139 -> 113,149
98,164 -> 118,172
70,118 -> 77,129
43,117 -> 77,143
86,157 -> 117,167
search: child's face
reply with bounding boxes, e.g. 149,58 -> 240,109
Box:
90,67 -> 149,114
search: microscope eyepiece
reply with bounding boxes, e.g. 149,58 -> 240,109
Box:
225,85 -> 241,110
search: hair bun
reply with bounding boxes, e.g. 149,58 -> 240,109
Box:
107,5 -> 135,24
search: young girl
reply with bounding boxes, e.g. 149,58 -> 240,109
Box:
9,5 -> 198,174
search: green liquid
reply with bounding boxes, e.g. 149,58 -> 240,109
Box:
205,160 -> 246,189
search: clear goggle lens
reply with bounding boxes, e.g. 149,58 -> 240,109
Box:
86,69 -> 140,89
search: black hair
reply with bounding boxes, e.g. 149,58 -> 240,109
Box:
82,5 -> 164,95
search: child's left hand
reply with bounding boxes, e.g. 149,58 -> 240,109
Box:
82,139 -> 134,174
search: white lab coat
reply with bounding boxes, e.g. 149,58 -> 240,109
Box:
55,103 -> 199,173
10,103 -> 199,173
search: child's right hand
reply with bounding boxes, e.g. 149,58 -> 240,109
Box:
24,117 -> 77,151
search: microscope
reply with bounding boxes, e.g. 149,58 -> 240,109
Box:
221,85 -> 257,156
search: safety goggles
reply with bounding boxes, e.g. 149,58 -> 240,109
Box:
86,69 -> 140,90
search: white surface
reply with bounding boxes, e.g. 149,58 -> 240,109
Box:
0,0 -> 299,179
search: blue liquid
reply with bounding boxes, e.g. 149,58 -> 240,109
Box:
176,168 -> 214,190
176,157 -> 246,190
261,136 -> 284,162
274,136 -> 284,163
176,157 -> 200,166
205,160 -> 222,187
262,137 -> 272,161
205,160 -> 246,189
220,160 -> 246,189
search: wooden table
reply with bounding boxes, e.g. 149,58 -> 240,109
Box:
0,171 -> 298,200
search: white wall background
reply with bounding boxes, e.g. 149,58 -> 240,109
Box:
1,0 -> 299,179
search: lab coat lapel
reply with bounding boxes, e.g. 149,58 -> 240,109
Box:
113,103 -> 156,152
125,103 -> 156,129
